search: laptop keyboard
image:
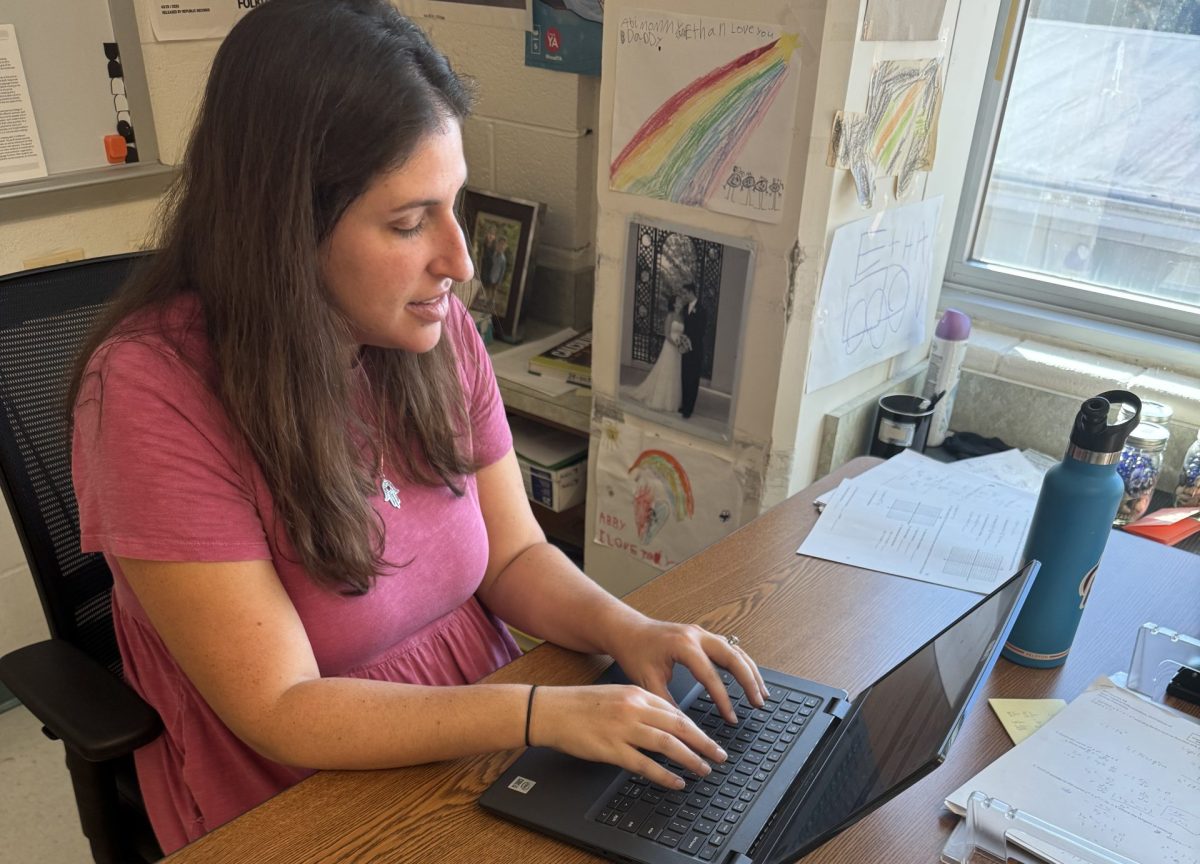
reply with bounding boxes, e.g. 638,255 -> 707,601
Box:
594,671 -> 822,859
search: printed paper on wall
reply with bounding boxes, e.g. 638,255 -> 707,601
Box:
610,10 -> 802,223
0,26 -> 46,183
150,1 -> 258,42
593,421 -> 741,571
805,197 -> 943,393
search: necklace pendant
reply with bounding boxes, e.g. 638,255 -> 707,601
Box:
381,477 -> 402,509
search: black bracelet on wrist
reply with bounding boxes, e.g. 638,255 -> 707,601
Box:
524,684 -> 539,747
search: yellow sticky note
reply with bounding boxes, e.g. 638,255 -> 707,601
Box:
988,698 -> 1067,745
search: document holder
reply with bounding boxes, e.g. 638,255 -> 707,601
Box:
940,792 -> 1136,864
1125,622 -> 1200,703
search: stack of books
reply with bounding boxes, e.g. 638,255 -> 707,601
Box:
527,329 -> 591,388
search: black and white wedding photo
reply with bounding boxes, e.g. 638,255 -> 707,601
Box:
618,219 -> 753,441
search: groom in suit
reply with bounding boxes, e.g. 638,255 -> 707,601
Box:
678,284 -> 707,419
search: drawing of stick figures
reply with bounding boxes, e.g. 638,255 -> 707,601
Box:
724,166 -> 743,201
754,176 -> 768,209
769,177 -> 784,209
741,171 -> 755,205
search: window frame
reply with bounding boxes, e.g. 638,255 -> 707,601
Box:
942,0 -> 1200,364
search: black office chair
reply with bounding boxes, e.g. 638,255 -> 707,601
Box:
0,254 -> 163,864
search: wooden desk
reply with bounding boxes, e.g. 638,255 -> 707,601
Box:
165,458 -> 1199,864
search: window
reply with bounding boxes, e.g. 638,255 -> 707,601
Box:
947,0 -> 1200,342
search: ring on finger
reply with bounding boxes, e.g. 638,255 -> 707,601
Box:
725,634 -> 740,648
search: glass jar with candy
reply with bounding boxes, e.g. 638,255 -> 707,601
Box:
1176,429 -> 1200,509
1114,422 -> 1169,526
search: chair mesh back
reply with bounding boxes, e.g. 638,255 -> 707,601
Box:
0,254 -> 147,675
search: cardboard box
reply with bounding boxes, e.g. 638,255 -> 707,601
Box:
509,415 -> 587,512
517,455 -> 586,511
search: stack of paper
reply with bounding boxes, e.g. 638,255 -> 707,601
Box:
489,329 -> 581,397
951,448 -> 1050,495
799,450 -> 1039,594
946,678 -> 1200,864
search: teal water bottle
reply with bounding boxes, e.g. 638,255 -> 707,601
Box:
1002,391 -> 1141,668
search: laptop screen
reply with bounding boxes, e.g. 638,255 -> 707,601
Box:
765,562 -> 1036,863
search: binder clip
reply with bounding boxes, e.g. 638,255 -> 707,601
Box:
941,792 -> 1136,864
1124,622 -> 1200,706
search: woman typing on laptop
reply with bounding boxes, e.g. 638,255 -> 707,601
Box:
68,0 -> 766,855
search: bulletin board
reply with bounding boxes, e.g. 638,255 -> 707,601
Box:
0,0 -> 160,193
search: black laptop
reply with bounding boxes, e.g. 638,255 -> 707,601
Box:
480,561 -> 1037,864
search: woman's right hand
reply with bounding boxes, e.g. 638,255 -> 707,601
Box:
528,684 -> 726,789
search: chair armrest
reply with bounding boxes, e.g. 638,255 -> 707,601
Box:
0,639 -> 162,762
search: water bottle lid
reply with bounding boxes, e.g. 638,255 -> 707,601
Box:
1069,390 -> 1141,454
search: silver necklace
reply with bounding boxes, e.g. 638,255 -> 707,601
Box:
377,419 -> 401,509
381,475 -> 401,509
362,362 -> 401,508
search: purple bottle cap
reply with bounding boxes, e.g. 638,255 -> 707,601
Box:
935,308 -> 971,341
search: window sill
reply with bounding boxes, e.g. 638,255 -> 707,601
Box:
941,287 -> 1200,428
940,286 -> 1200,378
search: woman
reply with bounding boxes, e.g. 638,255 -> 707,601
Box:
630,295 -> 685,412
68,0 -> 765,853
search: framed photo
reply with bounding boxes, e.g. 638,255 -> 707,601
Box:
462,188 -> 543,343
617,217 -> 755,442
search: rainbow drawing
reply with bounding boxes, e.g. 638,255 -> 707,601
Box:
868,60 -> 940,179
610,34 -> 797,207
628,449 -> 695,522
831,59 -> 942,208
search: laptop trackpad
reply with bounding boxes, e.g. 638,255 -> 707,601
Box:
481,663 -> 705,824
487,739 -> 624,818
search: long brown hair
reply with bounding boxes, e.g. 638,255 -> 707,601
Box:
70,0 -> 478,595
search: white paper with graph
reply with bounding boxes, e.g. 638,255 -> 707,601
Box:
798,451 -> 1037,593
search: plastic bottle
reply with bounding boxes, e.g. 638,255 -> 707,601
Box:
1002,390 -> 1141,669
921,309 -> 971,448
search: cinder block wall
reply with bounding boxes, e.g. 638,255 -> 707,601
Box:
399,2 -> 600,330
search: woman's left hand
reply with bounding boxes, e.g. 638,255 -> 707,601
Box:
606,617 -> 769,725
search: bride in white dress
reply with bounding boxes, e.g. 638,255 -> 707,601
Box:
631,299 -> 684,412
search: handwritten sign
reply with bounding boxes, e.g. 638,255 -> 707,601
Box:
805,196 -> 943,392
